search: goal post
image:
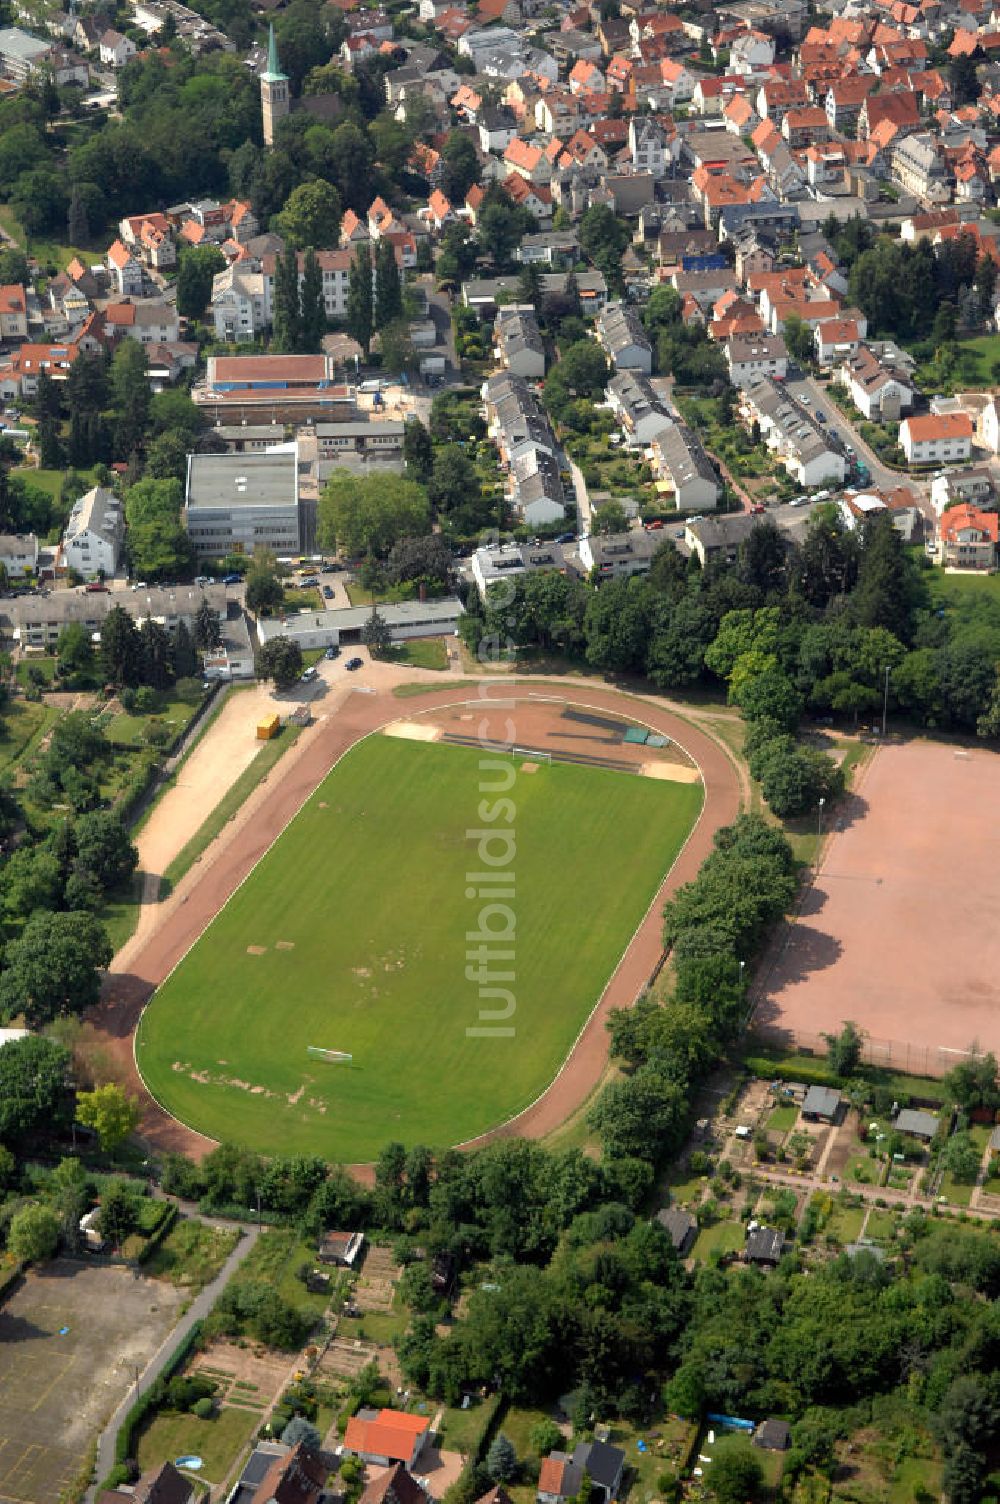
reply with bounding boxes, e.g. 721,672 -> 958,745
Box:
508,746 -> 552,763
307,1046 -> 353,1064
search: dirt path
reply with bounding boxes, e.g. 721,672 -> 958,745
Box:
88,673 -> 744,1166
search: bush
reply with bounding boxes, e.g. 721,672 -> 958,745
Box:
192,1397 -> 215,1419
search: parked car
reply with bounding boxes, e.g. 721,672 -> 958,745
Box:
555,531 -> 575,544
750,503 -> 766,514
645,519 -> 664,530
323,585 -> 334,598
345,656 -> 364,670
325,645 -> 340,659
222,572 -> 242,585
815,410 -> 826,423
85,582 -> 108,592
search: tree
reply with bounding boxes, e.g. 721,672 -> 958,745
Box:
578,204 -> 630,280
319,472 -> 430,558
256,635 -> 303,689
99,1178 -> 138,1245
74,810 -> 138,890
442,130 -> 481,201
709,1440 -> 763,1504
823,1021 -> 864,1077
76,1084 -> 142,1152
386,533 -> 452,589
300,247 -> 325,350
275,179 -> 342,250
362,607 -> 392,657
943,1051 -> 1000,1112
173,620 -> 199,679
486,1435 -> 518,1483
57,621 -> 94,678
402,418 -> 433,482
944,1131 -> 982,1185
374,238 -> 402,329
749,735 -> 843,818
273,242 -> 302,353
0,1035 -> 72,1144
67,183 -> 90,247
544,340 -> 609,418
111,338 -> 151,459
176,245 -> 226,320
0,911 -> 113,1028
37,413 -> 63,470
246,566 -> 284,616
853,514 -> 913,639
347,243 -> 374,352
8,1203 -> 60,1264
591,500 -> 629,537
783,313 -> 814,364
100,605 -> 144,688
194,598 -> 222,650
282,1415 -> 322,1450
530,1419 -> 563,1457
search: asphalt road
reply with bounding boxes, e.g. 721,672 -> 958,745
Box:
783,368 -> 905,493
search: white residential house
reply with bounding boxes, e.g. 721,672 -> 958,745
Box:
981,394 -> 1000,453
495,305 -> 546,381
838,344 -> 914,422
900,412 -> 973,465
648,422 -> 720,511
0,533 -> 38,579
98,27 -> 135,65
579,530 -> 658,579
596,302 -> 653,375
106,240 -> 144,298
211,267 -> 268,343
725,332 -> 788,387
60,487 -> 124,579
629,118 -> 666,178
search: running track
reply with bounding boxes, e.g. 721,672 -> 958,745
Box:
87,678 -> 744,1168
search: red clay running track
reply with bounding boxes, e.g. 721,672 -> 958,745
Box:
88,678 -> 744,1167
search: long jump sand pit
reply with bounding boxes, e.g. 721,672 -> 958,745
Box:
755,740 -> 1000,1075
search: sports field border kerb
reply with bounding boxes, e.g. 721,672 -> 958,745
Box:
132,682 -> 738,1162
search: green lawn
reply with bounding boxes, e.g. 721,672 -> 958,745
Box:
144,1218 -> 241,1292
768,1104 -> 799,1133
136,1405 -> 257,1485
864,1210 -> 898,1242
0,206 -> 91,272
825,1205 -> 865,1245
386,639 -> 449,671
691,1221 -> 744,1262
137,737 -> 702,1159
0,699 -> 61,776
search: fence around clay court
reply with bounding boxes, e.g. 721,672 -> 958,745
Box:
749,1026 -> 977,1081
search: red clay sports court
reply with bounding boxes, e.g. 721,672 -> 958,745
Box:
754,740 -> 1000,1076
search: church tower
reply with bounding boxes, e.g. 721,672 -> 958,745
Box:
261,24 -> 289,147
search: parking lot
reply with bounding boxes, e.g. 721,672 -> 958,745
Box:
0,1261 -> 184,1504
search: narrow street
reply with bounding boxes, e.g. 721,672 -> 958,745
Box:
568,458 -> 592,534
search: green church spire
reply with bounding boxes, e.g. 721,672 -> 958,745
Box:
263,22 -> 287,82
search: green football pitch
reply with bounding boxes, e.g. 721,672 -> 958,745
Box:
136,735 -> 703,1160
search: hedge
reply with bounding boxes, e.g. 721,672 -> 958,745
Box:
135,1201 -> 178,1265
112,1319 -> 204,1468
0,1260 -> 22,1304
743,1055 -> 843,1090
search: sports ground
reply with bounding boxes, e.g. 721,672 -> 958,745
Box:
137,732 -> 703,1160
754,740 -> 1000,1075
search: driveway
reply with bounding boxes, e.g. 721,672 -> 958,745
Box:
783,369 -> 908,493
568,459 -> 592,534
